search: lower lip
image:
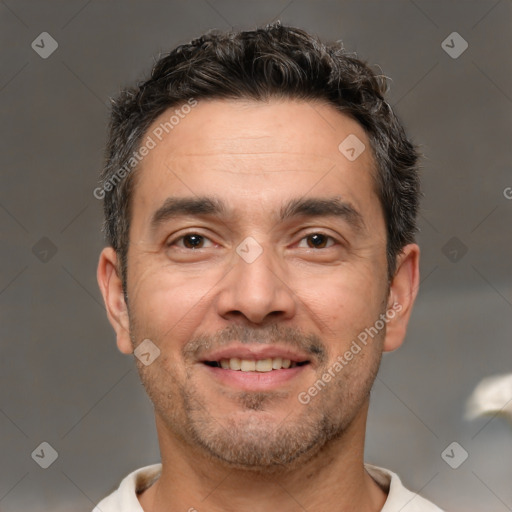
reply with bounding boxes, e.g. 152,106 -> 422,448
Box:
200,364 -> 309,391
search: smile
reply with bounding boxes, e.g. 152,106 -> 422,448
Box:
204,357 -> 310,372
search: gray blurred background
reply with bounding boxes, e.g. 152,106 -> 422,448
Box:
1,1 -> 511,511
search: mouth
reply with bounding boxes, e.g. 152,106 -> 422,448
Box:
203,357 -> 311,372
199,347 -> 313,391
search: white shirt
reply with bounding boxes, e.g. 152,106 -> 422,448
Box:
94,463 -> 443,512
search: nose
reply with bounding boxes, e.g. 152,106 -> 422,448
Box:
215,239 -> 298,325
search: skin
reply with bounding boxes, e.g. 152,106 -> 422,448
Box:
97,98 -> 420,512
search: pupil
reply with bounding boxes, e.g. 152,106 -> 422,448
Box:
308,234 -> 326,248
184,235 -> 203,249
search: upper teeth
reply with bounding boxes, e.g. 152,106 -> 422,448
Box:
219,357 -> 295,372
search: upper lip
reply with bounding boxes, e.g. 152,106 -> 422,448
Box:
200,344 -> 311,363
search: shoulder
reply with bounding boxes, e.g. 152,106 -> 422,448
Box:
365,464 -> 444,512
92,463 -> 162,512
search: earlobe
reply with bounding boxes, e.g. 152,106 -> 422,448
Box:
96,247 -> 133,355
382,243 -> 420,353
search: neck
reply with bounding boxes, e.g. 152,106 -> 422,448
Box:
138,402 -> 386,512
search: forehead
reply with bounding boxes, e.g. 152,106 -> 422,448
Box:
130,98 -> 380,226
144,98 -> 372,162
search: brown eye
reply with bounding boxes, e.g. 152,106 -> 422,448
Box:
182,234 -> 205,249
168,233 -> 214,249
305,233 -> 332,249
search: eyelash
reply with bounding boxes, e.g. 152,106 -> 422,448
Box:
167,233 -> 216,249
167,232 -> 338,249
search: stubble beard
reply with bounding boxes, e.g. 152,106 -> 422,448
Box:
135,337 -> 383,475
127,300 -> 385,474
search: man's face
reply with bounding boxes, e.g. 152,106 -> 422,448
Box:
119,99 -> 393,469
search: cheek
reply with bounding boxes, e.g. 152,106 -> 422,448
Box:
127,262 -> 222,343
294,265 -> 385,332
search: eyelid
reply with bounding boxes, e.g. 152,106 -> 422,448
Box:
295,231 -> 339,248
166,231 -> 216,248
165,229 -> 344,249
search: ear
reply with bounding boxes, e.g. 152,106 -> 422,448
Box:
383,243 -> 420,353
97,247 -> 133,354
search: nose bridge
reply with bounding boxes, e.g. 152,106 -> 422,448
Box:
217,236 -> 296,323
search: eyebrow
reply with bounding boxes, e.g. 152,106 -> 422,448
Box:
279,197 -> 365,233
150,196 -> 226,230
149,195 -> 365,233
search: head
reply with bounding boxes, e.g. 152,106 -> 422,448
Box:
97,23 -> 421,471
